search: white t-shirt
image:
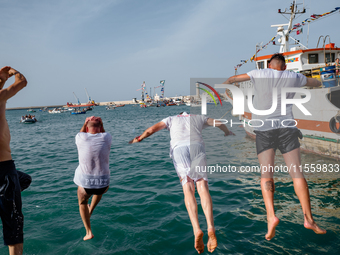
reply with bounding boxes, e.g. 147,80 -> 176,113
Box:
247,68 -> 307,131
161,112 -> 209,150
73,132 -> 112,188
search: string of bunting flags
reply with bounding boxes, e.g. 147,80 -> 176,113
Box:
234,6 -> 340,71
234,36 -> 277,71
288,6 -> 340,34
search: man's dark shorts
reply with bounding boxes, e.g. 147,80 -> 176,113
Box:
84,186 -> 108,195
254,128 -> 303,155
0,160 -> 24,246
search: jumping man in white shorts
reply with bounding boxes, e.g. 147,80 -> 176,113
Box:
129,112 -> 234,254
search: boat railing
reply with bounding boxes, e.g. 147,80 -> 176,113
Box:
316,35 -> 325,48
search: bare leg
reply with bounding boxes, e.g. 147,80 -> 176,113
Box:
283,148 -> 326,234
183,177 -> 204,254
77,186 -> 94,241
196,179 -> 217,253
258,149 -> 280,240
89,187 -> 108,216
8,243 -> 23,255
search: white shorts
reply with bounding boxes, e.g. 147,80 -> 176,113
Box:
171,143 -> 208,186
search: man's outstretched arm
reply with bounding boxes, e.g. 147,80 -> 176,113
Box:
129,121 -> 167,143
224,73 -> 250,85
206,118 -> 235,136
0,67 -> 27,101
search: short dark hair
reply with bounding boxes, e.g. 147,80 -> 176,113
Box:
269,53 -> 285,64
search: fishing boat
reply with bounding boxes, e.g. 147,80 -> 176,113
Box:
225,2 -> 340,159
67,90 -> 96,108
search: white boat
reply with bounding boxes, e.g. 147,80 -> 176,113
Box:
146,102 -> 157,107
188,101 -> 201,107
226,1 -> 340,159
48,108 -> 65,114
106,105 -> 116,110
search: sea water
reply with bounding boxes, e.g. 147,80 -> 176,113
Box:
1,104 -> 339,254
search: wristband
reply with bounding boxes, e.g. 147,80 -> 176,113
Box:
137,136 -> 142,142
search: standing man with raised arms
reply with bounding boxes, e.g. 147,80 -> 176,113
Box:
129,112 -> 234,254
224,53 -> 326,240
0,66 -> 28,255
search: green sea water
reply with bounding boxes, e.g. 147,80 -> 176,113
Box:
1,104 -> 339,254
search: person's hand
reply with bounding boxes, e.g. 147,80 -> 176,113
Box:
129,136 -> 141,144
8,68 -> 19,77
0,66 -> 11,83
129,138 -> 137,144
86,116 -> 102,123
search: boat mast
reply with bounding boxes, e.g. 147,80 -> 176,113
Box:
141,81 -> 145,102
273,0 -> 305,53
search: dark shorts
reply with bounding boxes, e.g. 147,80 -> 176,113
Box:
0,160 -> 24,246
84,186 -> 108,195
254,128 -> 302,155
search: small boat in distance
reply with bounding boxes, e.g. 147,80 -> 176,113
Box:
20,115 -> 37,123
106,105 -> 115,110
71,109 -> 86,115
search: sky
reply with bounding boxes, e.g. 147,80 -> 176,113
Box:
1,0 -> 339,108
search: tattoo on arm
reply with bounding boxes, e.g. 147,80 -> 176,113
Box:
265,180 -> 275,192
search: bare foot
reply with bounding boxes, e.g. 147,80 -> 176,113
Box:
304,219 -> 326,234
83,232 -> 94,241
265,216 -> 280,241
207,228 -> 217,253
194,230 -> 204,254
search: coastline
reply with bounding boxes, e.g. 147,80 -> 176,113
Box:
5,100 -> 137,111
5,95 -> 193,110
